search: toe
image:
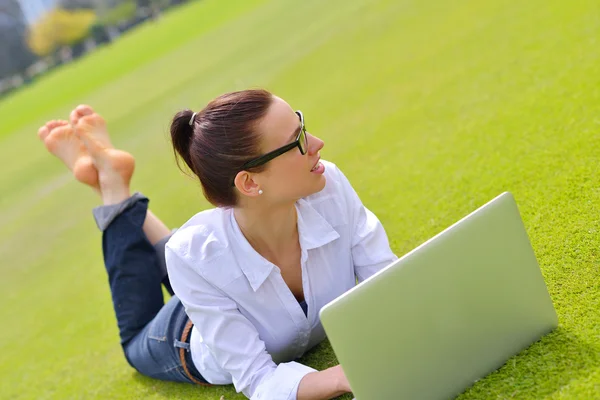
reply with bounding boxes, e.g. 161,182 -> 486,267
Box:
69,109 -> 79,126
70,105 -> 93,125
38,125 -> 49,141
46,120 -> 67,131
80,114 -> 105,128
76,105 -> 94,115
74,104 -> 94,120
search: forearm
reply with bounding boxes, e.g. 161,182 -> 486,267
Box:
297,365 -> 351,400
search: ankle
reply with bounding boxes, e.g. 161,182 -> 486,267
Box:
101,187 -> 131,205
99,175 -> 131,205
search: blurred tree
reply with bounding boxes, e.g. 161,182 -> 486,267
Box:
59,0 -> 95,9
151,0 -> 175,10
96,0 -> 136,26
27,8 -> 97,57
0,0 -> 37,79
58,9 -> 97,45
26,20 -> 55,57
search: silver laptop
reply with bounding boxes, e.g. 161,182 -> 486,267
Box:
319,192 -> 558,399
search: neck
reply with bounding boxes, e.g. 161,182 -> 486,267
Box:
233,200 -> 298,258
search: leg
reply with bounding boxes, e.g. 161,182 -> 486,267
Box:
38,111 -> 173,246
73,110 -> 207,383
67,106 -> 167,342
101,197 -> 205,383
38,110 -> 174,290
145,210 -> 172,246
102,197 -> 165,344
68,105 -> 176,293
38,109 -> 202,382
152,227 -> 176,296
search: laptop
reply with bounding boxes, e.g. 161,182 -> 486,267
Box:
319,192 -> 558,399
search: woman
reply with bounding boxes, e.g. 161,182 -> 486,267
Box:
38,89 -> 397,400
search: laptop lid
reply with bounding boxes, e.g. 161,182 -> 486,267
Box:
319,192 -> 558,399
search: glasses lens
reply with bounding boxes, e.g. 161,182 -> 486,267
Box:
299,128 -> 307,154
296,111 -> 307,154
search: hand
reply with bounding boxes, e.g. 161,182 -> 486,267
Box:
332,364 -> 352,393
297,365 -> 352,399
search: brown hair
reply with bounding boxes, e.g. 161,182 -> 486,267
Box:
170,89 -> 273,207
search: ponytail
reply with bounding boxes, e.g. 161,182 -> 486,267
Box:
170,109 -> 197,175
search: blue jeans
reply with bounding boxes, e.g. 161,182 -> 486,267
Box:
102,197 -> 207,384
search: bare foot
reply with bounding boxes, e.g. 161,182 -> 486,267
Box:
38,120 -> 99,189
72,106 -> 135,205
70,105 -> 171,244
70,105 -> 113,150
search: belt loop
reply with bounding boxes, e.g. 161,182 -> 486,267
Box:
173,339 -> 190,351
179,319 -> 211,386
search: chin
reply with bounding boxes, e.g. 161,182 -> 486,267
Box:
290,175 -> 327,201
307,174 -> 327,196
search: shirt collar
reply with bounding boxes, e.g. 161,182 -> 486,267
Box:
295,198 -> 340,251
229,199 -> 340,292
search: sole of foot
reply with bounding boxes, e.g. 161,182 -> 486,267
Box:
38,120 -> 99,189
70,105 -> 114,151
71,108 -> 136,204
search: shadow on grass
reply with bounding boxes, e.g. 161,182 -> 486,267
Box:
131,375 -> 352,400
457,326 -> 600,399
130,339 -> 353,399
130,328 -> 595,400
131,372 -> 245,399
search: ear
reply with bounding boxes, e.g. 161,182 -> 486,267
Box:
233,171 -> 262,197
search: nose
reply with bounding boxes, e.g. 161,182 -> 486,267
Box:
307,132 -> 324,155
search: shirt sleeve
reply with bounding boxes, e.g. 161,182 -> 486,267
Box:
165,247 -> 316,399
335,167 -> 398,283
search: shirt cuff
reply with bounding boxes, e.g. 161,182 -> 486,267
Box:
251,362 -> 317,400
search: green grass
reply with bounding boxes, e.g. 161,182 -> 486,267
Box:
1,0 -> 599,398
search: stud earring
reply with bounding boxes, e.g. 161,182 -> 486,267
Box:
258,189 -> 263,195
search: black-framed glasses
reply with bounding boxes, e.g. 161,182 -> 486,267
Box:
239,110 -> 308,170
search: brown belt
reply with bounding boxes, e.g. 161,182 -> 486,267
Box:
179,319 -> 212,386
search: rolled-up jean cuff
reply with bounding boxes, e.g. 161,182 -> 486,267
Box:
92,192 -> 149,231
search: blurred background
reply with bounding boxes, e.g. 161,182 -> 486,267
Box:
1,0 -> 599,398
1,0 -> 191,97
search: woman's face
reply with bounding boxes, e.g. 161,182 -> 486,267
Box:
252,96 -> 326,203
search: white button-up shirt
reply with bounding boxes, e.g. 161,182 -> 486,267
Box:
165,160 -> 397,399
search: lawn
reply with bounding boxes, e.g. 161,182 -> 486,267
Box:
1,0 -> 599,398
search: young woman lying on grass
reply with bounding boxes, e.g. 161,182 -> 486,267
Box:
38,89 -> 397,400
